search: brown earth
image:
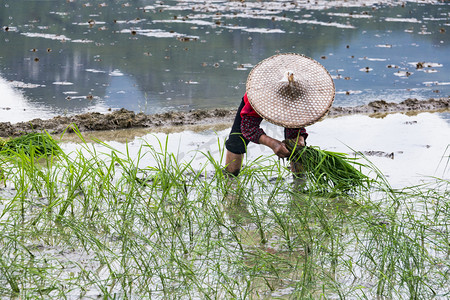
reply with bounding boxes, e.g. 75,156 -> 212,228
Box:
327,97 -> 450,116
0,97 -> 448,138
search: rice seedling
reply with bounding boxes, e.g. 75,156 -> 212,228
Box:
0,132 -> 61,158
0,129 -> 448,298
284,139 -> 372,193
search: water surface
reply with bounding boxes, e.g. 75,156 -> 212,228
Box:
0,0 -> 449,122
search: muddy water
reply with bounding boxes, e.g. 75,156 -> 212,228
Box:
58,110 -> 450,188
1,0 -> 448,189
0,0 -> 449,122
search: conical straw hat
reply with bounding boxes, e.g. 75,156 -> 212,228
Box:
246,53 -> 335,128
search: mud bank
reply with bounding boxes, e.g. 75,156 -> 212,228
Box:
0,97 -> 448,138
327,97 -> 450,116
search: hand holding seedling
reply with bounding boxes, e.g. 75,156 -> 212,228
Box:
258,135 -> 290,158
259,134 -> 306,159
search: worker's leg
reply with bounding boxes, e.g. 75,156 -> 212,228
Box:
224,150 -> 243,176
224,98 -> 249,177
285,129 -> 307,189
290,160 -> 307,192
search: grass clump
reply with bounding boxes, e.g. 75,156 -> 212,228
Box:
0,132 -> 61,157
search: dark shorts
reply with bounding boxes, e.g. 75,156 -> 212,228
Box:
225,98 -> 249,154
225,98 -> 307,154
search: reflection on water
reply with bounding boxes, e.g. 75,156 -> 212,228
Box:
60,111 -> 449,188
0,0 -> 449,122
0,76 -> 56,122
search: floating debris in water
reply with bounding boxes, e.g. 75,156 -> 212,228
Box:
72,39 -> 94,43
394,71 -> 412,77
294,19 -> 355,29
376,44 -> 393,48
185,80 -> 199,85
409,62 -> 442,69
109,70 -> 124,76
423,81 -> 450,87
384,17 -> 421,23
242,28 -> 285,33
362,57 -> 387,62
73,20 -> 106,26
337,90 -> 362,95
85,69 -> 106,73
387,64 -> 400,69
177,36 -> 198,42
120,28 -> 199,40
357,150 -> 396,159
53,81 -> 74,85
8,81 -> 45,89
49,11 -> 69,16
21,32 -> 71,41
327,12 -> 373,19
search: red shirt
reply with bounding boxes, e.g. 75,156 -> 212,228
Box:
240,93 -> 260,118
240,93 -> 307,144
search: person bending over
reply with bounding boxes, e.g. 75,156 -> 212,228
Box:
223,53 -> 335,176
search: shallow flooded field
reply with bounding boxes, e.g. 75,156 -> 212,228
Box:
0,1 -> 449,298
0,0 -> 449,122
0,111 -> 449,298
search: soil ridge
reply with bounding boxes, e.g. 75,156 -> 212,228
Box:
0,97 -> 448,137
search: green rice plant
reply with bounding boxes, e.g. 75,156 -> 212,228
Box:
0,129 -> 448,299
0,132 -> 61,158
284,140 -> 372,193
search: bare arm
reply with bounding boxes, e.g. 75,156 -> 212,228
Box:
258,134 -> 305,158
258,135 -> 288,158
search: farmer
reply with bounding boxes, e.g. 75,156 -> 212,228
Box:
224,53 -> 335,176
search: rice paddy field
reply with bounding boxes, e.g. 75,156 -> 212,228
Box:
1,0 -> 449,298
0,112 -> 449,299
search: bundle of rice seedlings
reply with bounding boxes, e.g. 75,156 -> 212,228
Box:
284,139 -> 371,193
0,132 -> 61,157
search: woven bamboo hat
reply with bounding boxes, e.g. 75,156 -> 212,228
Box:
246,53 -> 335,128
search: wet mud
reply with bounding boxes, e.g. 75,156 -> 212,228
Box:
354,151 -> 398,159
327,97 -> 450,117
0,97 -> 448,138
